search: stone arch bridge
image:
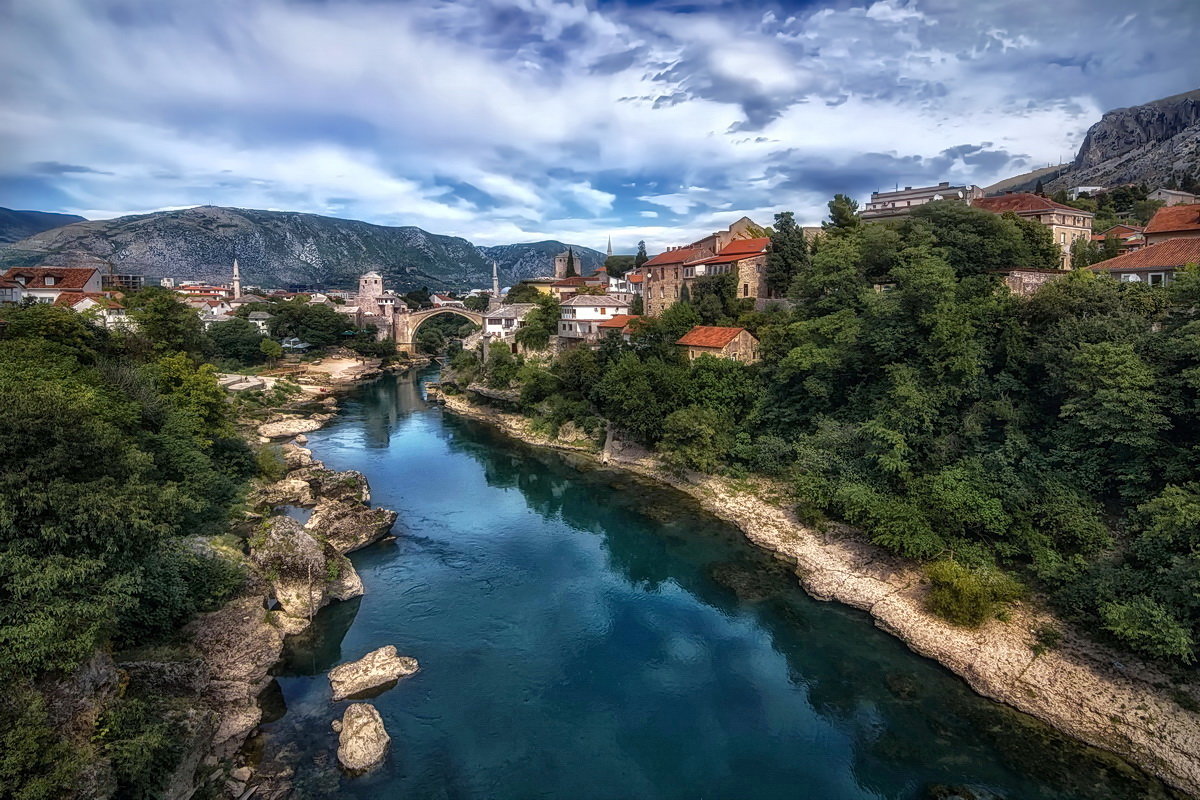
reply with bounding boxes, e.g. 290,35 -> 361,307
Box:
395,306 -> 484,353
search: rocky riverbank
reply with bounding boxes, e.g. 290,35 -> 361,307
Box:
432,386 -> 1200,798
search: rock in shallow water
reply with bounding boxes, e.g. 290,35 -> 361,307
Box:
305,500 -> 397,554
328,645 -> 419,701
335,703 -> 390,773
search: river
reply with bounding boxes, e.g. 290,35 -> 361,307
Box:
255,368 -> 1175,799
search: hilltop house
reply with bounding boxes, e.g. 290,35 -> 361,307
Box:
1088,238 -> 1200,286
558,294 -> 629,342
1,267 -> 103,303
971,193 -> 1094,270
644,217 -> 764,315
1148,188 -> 1200,206
684,237 -> 772,300
247,311 -> 273,334
676,325 -> 759,363
1144,204 -> 1200,245
863,181 -> 984,220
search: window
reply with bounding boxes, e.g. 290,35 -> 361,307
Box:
45,276 -> 55,286
1149,273 -> 1167,287
743,283 -> 749,297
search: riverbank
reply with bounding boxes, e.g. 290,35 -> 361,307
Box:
432,386 -> 1200,798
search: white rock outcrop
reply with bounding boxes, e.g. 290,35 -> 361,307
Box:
328,645 -> 419,702
334,703 -> 390,773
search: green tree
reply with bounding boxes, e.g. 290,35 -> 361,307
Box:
823,193 -> 862,236
259,337 -> 283,364
208,317 -> 265,365
766,211 -> 811,298
266,301 -> 347,347
505,282 -> 544,304
125,286 -> 209,355
464,295 -> 491,312
565,249 -> 577,277
659,405 -> 732,473
515,294 -> 561,351
635,240 -> 648,269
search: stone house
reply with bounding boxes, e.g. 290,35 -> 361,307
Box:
994,268 -> 1067,297
971,193 -> 1094,270
676,325 -> 759,364
863,181 -> 984,221
1088,238 -> 1200,286
430,294 -> 465,308
684,237 -> 771,301
558,294 -> 630,342
1,266 -> 103,303
550,273 -> 608,302
643,217 -> 765,316
483,303 -> 535,337
1143,204 -> 1200,245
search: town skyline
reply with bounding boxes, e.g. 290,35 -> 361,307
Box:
1,0 -> 1197,252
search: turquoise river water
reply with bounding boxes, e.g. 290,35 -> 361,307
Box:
255,368 -> 1176,799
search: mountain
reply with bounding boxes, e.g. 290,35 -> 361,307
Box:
478,241 -> 606,282
0,208 -> 86,244
1046,88 -> 1200,192
3,205 -> 603,291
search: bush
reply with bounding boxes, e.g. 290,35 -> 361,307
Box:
1100,596 -> 1195,663
0,688 -> 86,800
925,559 -> 1025,627
99,695 -> 185,800
658,406 -> 731,473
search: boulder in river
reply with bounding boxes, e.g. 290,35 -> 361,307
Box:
328,645 -> 419,701
250,516 -> 362,632
306,500 -> 398,554
252,477 -> 315,508
258,416 -> 325,440
334,703 -> 390,773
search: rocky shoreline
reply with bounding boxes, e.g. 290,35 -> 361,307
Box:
432,386 -> 1200,799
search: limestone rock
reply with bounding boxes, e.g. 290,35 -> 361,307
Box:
328,646 -> 419,702
306,500 -> 397,554
294,468 -> 371,504
335,703 -> 390,774
280,442 -> 314,471
258,416 -> 324,440
252,477 -> 315,508
250,516 -> 360,628
327,552 -> 365,602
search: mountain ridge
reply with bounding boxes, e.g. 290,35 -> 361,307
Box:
0,207 -> 87,244
2,205 -> 605,290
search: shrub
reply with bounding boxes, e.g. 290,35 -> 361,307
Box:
658,405 -> 731,473
98,695 -> 185,800
925,559 -> 1025,627
1100,596 -> 1195,663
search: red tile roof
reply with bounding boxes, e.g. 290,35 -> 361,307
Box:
552,276 -> 591,286
714,237 -> 770,259
643,247 -> 704,267
597,314 -> 640,329
676,325 -> 753,349
1145,204 -> 1200,235
2,266 -> 99,290
54,291 -> 124,309
1088,238 -> 1200,272
972,193 -> 1092,216
1098,224 -> 1144,237
626,273 -> 644,283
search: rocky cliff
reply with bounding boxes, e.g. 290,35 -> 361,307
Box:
0,207 -> 86,244
3,205 -> 604,291
1048,88 -> 1200,191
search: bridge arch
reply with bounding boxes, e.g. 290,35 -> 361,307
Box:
396,306 -> 485,352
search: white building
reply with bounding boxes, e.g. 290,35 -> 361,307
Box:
430,293 -> 465,308
558,294 -> 630,342
247,311 -> 273,334
862,182 -> 984,220
1067,186 -> 1107,200
56,292 -> 132,330
483,303 -> 535,337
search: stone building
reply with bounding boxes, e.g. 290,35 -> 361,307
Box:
1148,188 -> 1200,206
684,237 -> 771,301
643,217 -> 763,316
334,270 -> 407,341
971,193 -> 1094,270
676,325 -> 759,363
1143,204 -> 1200,245
863,182 -> 984,221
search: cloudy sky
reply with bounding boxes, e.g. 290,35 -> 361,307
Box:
1,0 -> 1196,251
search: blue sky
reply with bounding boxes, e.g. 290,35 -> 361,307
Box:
1,0 -> 1196,252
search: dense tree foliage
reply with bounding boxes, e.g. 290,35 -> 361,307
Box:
514,294 -> 561,351
467,198 -> 1200,666
0,303 -> 255,796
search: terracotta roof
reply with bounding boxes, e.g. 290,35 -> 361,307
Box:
972,193 -> 1093,216
626,273 -> 644,283
1145,204 -> 1200,235
676,325 -> 754,348
1098,224 -> 1144,237
598,314 -> 641,329
1088,238 -> 1200,272
552,276 -> 590,286
713,237 -> 770,260
54,291 -> 123,309
2,266 -> 99,290
643,247 -> 704,267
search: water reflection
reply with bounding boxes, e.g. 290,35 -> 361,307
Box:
255,371 -> 1178,800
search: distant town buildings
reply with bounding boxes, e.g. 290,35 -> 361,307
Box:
676,325 -> 759,363
1148,188 -> 1200,206
862,182 -> 984,221
1143,204 -> 1200,245
1093,224 -> 1146,255
1067,186 -> 1107,200
971,193 -> 1094,270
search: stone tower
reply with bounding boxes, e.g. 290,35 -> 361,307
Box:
358,271 -> 384,308
492,260 -> 500,299
231,258 -> 242,298
607,236 -> 612,257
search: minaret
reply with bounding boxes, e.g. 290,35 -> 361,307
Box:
607,235 -> 613,257
231,257 -> 242,298
492,260 -> 500,300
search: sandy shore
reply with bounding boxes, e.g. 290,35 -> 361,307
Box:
435,389 -> 1200,798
